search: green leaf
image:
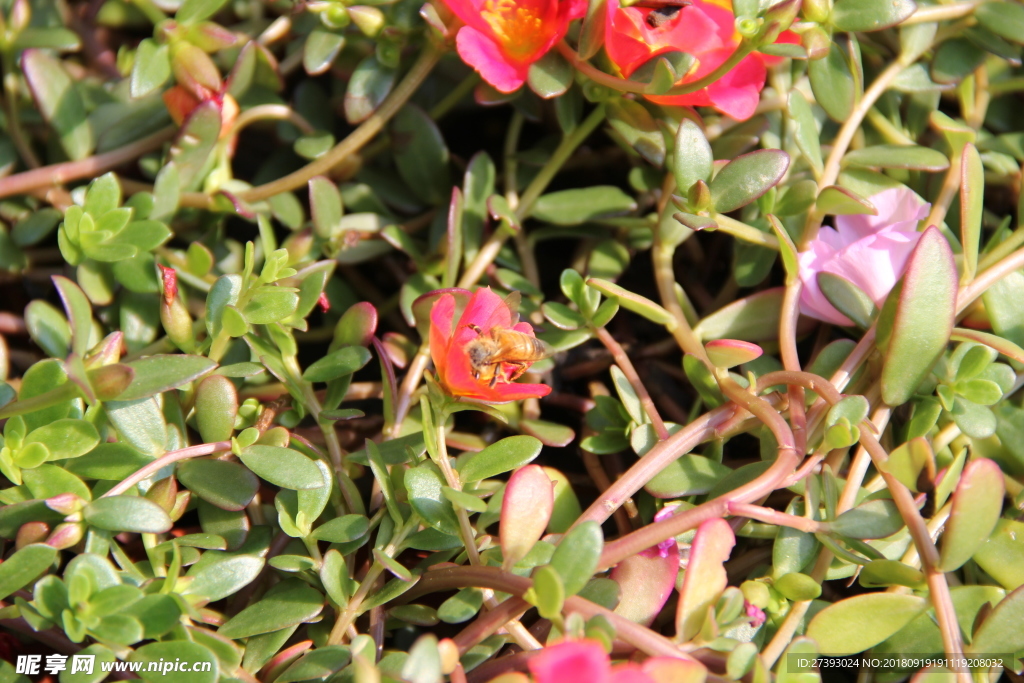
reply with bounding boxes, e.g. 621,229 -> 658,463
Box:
304,27 -> 345,76
25,418 -> 99,461
303,346 -> 372,382
83,495 -> 173,533
0,544 -> 57,600
118,355 -> 217,401
960,143 -> 983,283
405,462 -> 460,537
176,0 -> 230,23
345,55 -> 396,124
939,458 -> 1004,571
194,375 -> 238,443
809,42 -> 856,122
277,646 -> 351,683
817,185 -> 877,215
391,105 -> 451,205
170,102 -> 220,191
52,276 -> 93,358
879,228 -> 957,406
527,50 -> 573,99
672,120 -> 714,200
312,514 -> 370,543
402,634 -> 442,683
459,435 -> 543,483
243,288 -> 300,324
710,149 -> 790,213
532,187 -> 637,225
830,499 -> 904,539
830,0 -> 916,32
975,1 -> 1024,44
219,579 -> 324,639
24,301 -> 71,358
817,272 -> 877,328
694,287 -> 787,342
807,594 -> 928,655
131,641 -> 218,683
970,586 -> 1024,665
131,39 -> 172,98
22,50 -> 94,160
239,445 -> 324,490
542,301 -> 586,330
788,90 -> 823,176
438,587 -> 484,623
842,145 -> 950,172
527,564 -> 565,619
549,521 -> 602,596
178,459 -> 259,511
587,278 -> 674,327
65,442 -> 154,480
310,176 -> 343,239
973,519 -> 1024,590
184,553 -> 265,602
932,38 -> 987,84
607,99 -> 665,166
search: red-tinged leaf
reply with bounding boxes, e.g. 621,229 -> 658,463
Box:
939,458 -> 1005,571
611,545 -> 679,627
676,518 -> 734,641
500,465 -> 553,570
879,227 -> 956,406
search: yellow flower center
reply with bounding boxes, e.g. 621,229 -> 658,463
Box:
481,0 -> 547,60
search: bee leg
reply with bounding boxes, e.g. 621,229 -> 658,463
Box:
506,362 -> 528,382
488,366 -> 501,388
465,324 -> 483,335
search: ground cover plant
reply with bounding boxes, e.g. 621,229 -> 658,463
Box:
0,0 -> 1024,681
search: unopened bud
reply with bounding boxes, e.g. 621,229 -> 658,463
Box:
47,522 -> 85,550
802,0 -> 830,24
740,580 -> 771,609
349,6 -> 385,37
16,522 -> 49,549
159,265 -> 196,353
438,639 -> 460,675
146,476 -> 178,513
322,4 -> 351,29
10,0 -> 30,34
169,490 -> 191,521
46,493 -> 85,516
760,0 -> 800,44
688,179 -> 712,213
802,26 -> 831,61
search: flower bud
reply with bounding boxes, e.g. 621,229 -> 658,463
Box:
10,0 -> 31,35
802,25 -> 831,61
803,0 -> 830,23
146,475 -> 178,513
16,521 -> 49,549
46,523 -> 85,550
740,580 -> 771,609
159,265 -> 196,353
760,0 -> 800,44
322,4 -> 351,30
687,179 -> 712,214
46,493 -> 85,516
735,16 -> 762,39
169,490 -> 191,521
195,374 -> 239,443
438,639 -> 460,675
349,6 -> 385,37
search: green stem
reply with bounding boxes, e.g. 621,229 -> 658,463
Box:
713,213 -> 781,250
2,50 -> 41,169
179,43 -> 444,209
457,105 -> 606,288
429,72 -> 480,120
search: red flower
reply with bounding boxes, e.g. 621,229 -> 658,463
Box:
440,0 -> 585,93
527,640 -> 698,683
429,287 -> 551,403
604,0 -> 797,120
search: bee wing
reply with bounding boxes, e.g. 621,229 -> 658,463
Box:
534,335 -> 555,359
503,291 -> 522,325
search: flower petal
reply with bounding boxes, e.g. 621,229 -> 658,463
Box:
702,52 -> 766,120
456,26 -> 529,94
528,640 -> 611,683
430,294 -> 457,380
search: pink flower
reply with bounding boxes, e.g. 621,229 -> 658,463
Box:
441,0 -> 585,93
744,601 -> 766,627
798,187 -> 931,326
604,0 -> 798,120
527,640 -> 692,683
429,287 -> 551,403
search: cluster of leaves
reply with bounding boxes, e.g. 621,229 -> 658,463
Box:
3,0 -> 1024,681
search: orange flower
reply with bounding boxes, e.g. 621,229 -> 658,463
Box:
429,287 -> 551,403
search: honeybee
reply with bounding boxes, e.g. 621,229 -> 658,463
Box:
464,293 -> 554,387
